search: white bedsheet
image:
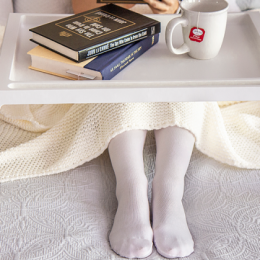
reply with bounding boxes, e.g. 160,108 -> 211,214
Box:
1,131 -> 260,260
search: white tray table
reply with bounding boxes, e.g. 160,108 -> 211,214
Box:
1,12 -> 260,105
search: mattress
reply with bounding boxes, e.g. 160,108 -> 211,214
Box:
1,131 -> 260,260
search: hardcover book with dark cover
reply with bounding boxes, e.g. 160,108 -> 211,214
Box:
29,4 -> 160,62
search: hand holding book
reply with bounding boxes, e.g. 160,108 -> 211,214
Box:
97,0 -> 144,3
95,0 -> 179,14
142,0 -> 179,14
73,0 -> 136,14
74,0 -> 178,14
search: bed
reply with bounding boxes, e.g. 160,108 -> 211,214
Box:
1,131 -> 260,260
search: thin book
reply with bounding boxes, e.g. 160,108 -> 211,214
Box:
29,4 -> 161,62
28,34 -> 159,80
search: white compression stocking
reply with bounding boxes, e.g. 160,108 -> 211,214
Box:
108,130 -> 153,259
153,126 -> 195,258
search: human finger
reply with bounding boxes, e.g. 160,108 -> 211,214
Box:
143,0 -> 169,12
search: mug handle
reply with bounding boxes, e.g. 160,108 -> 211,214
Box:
165,17 -> 190,55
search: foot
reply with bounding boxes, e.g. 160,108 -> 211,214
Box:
109,184 -> 153,259
108,130 -> 153,258
153,197 -> 194,258
152,126 -> 195,258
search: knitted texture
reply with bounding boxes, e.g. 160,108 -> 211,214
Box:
0,101 -> 260,182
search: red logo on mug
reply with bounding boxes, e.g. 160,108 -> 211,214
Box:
189,27 -> 205,42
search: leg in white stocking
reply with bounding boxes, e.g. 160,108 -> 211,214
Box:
153,126 -> 195,258
108,130 -> 153,259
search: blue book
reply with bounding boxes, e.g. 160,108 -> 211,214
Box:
28,34 -> 159,80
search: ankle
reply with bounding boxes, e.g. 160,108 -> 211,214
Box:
153,172 -> 185,184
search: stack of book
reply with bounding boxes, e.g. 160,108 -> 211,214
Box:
28,4 -> 160,80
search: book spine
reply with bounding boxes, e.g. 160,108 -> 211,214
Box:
100,34 -> 159,80
78,23 -> 160,62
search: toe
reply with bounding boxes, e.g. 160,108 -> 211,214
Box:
178,244 -> 194,257
154,232 -> 194,258
132,238 -> 153,258
110,237 -> 153,259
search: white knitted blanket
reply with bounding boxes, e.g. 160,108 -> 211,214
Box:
0,101 -> 260,182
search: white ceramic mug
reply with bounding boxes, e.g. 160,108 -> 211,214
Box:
165,0 -> 229,60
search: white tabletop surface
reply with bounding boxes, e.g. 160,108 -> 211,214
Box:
0,12 -> 260,105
